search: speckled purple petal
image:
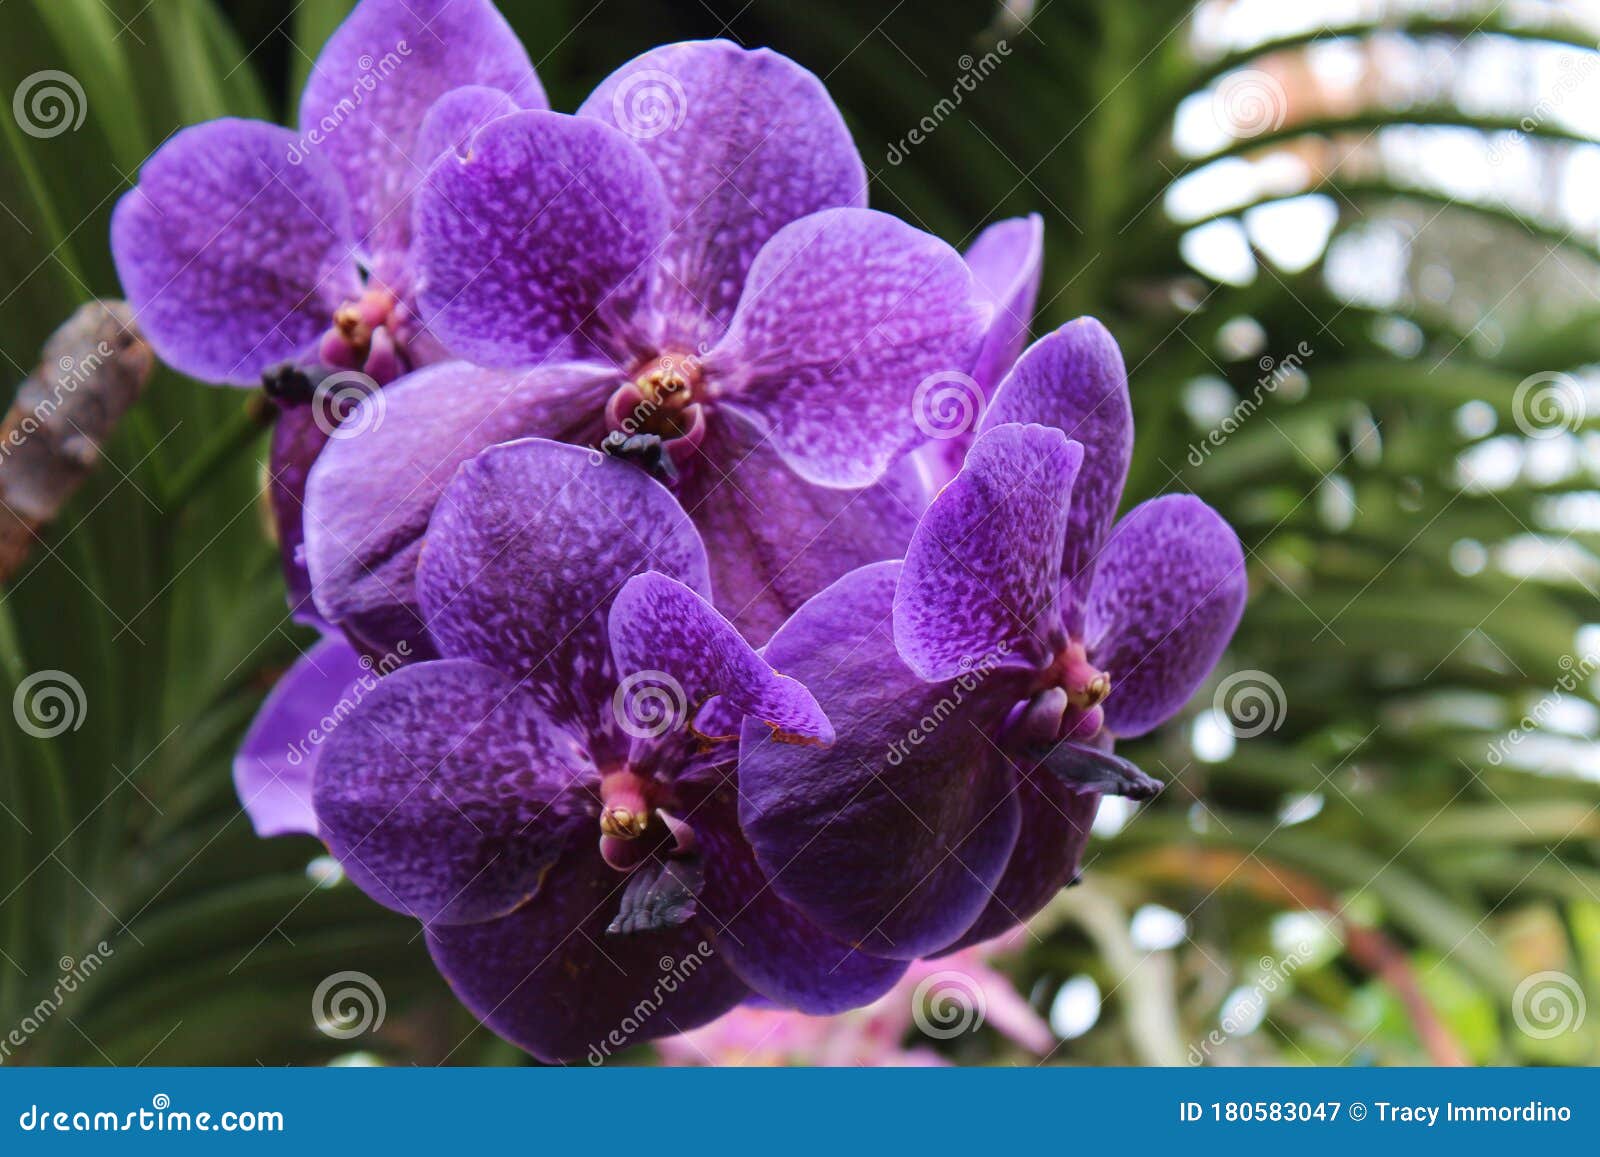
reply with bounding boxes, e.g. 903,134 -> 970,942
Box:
609,571 -> 830,744
234,636 -> 370,838
1086,495 -> 1248,738
298,0 -> 544,263
738,561 -> 1025,959
303,361 -> 617,654
691,790 -> 906,1014
895,423 -> 1081,681
415,85 -> 521,164
980,319 -> 1133,624
711,208 -> 986,488
676,412 -> 926,645
110,119 -> 359,385
577,40 -> 866,347
314,658 -> 593,925
416,112 -> 668,367
418,439 -> 708,756
427,839 -> 748,1063
966,214 -> 1043,393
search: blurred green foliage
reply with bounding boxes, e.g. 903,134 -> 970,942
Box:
1,0 -> 1597,1065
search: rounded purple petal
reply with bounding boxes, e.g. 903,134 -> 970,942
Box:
966,213 -> 1044,393
415,85 -> 521,165
578,39 -> 866,346
314,658 -> 593,925
940,775 -> 1098,952
980,318 -> 1134,624
692,792 -> 905,1014
111,119 -> 359,385
298,0 -> 545,263
427,840 -> 748,1063
234,636 -> 370,838
1087,495 -> 1248,738
895,423 -> 1082,681
738,562 -> 1025,960
416,111 -> 669,367
609,571 -> 831,744
711,208 -> 987,488
417,438 -> 708,753
303,361 -> 617,654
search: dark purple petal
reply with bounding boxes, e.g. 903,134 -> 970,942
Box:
427,840 -> 748,1063
111,119 -> 359,385
314,659 -> 593,925
676,413 -> 926,645
711,208 -> 986,487
941,774 -> 1098,952
234,636 -> 369,837
1086,495 -> 1248,738
691,790 -> 906,1014
416,112 -> 668,367
609,571 -> 830,744
578,40 -> 866,346
738,562 -> 1025,959
980,318 -> 1133,623
298,0 -> 544,263
966,214 -> 1043,393
268,404 -> 332,628
415,85 -> 521,164
303,361 -> 616,654
895,423 -> 1081,680
418,438 -> 708,756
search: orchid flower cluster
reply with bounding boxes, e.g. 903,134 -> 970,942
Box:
112,0 -> 1247,1063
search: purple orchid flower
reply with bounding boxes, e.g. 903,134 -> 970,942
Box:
297,39 -> 990,648
109,0 -> 544,618
735,318 -> 1248,959
309,436 -> 908,1061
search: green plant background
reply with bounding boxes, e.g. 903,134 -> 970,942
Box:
1,0 -> 1597,1065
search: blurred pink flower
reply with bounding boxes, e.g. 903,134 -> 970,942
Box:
657,932 -> 1053,1066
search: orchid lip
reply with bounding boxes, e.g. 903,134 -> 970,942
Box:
605,352 -> 708,441
1040,639 -> 1112,711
